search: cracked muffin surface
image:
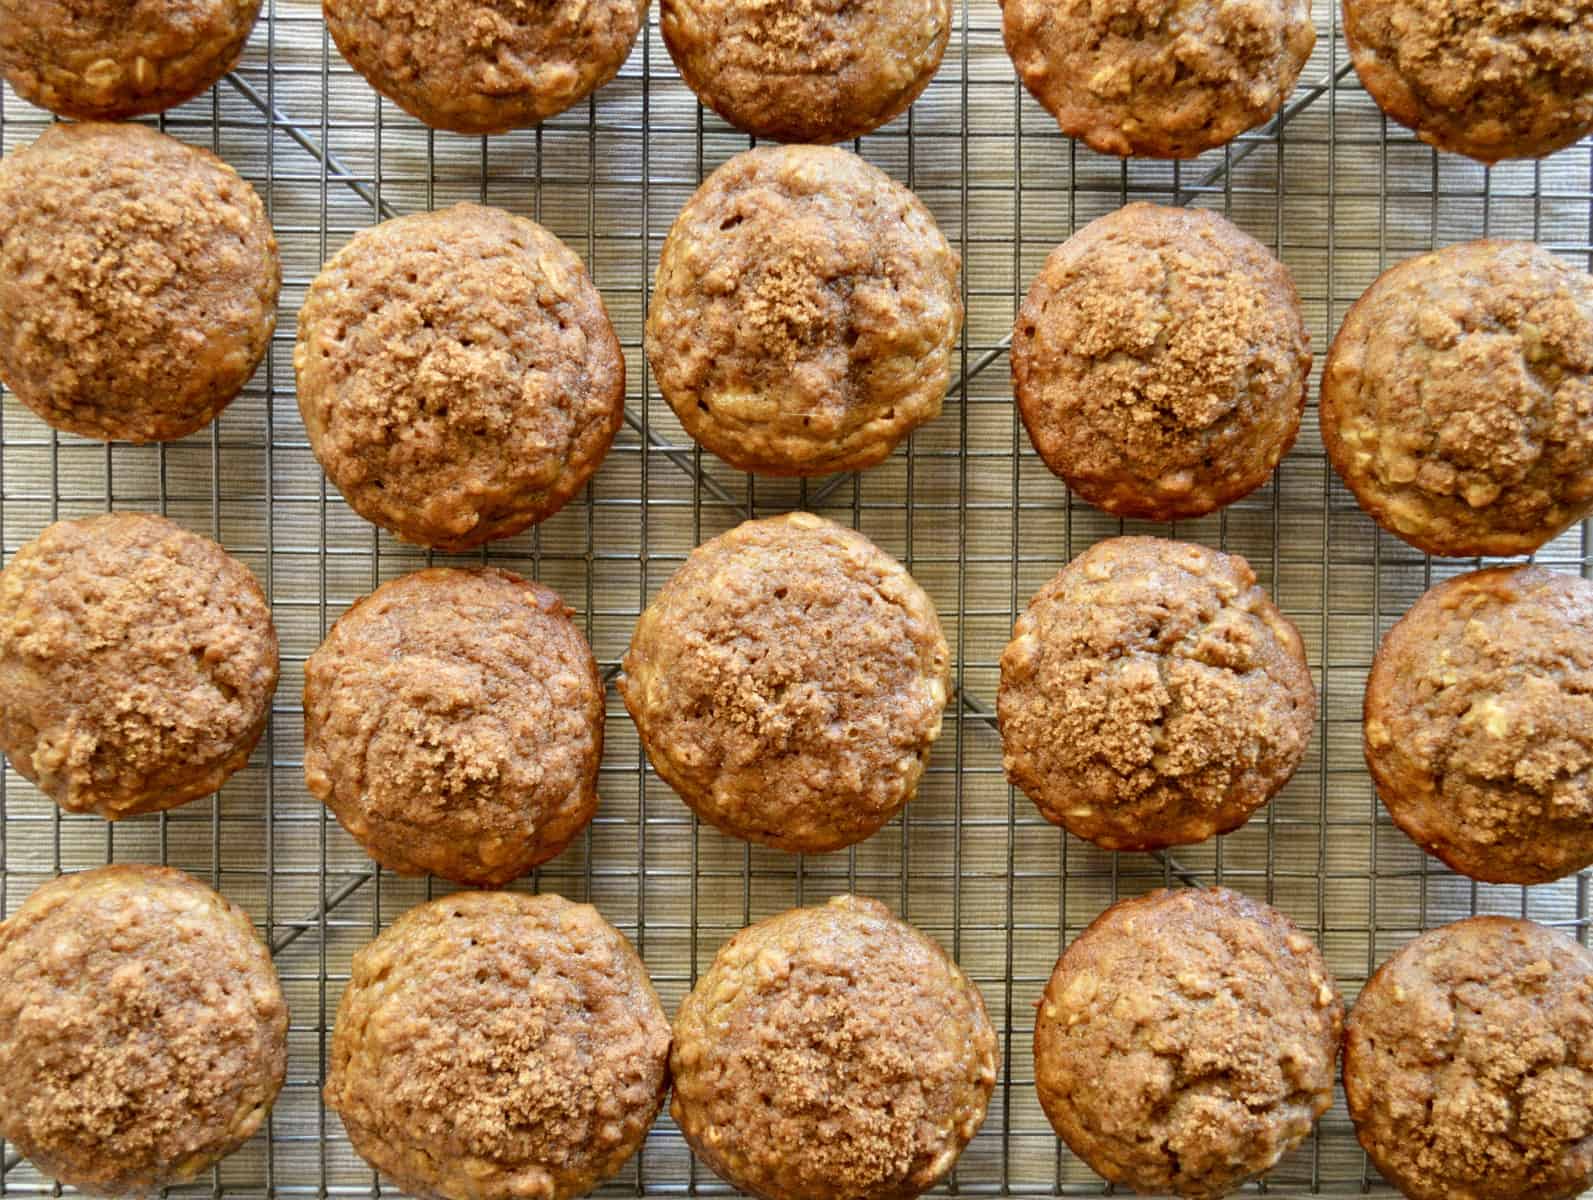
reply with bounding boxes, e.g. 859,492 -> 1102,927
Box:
619,512 -> 949,853
0,122 -> 279,443
1344,916 -> 1593,1200
0,865 -> 287,1196
1034,887 -> 1342,1199
1011,203 -> 1310,521
324,891 -> 670,1200
0,512 -> 278,819
304,567 -> 603,886
1322,240 -> 1593,557
999,537 -> 1314,850
1344,0 -> 1593,163
660,0 -> 948,142
1364,565 -> 1593,885
295,203 -> 624,550
325,0 -> 647,133
0,0 -> 261,118
645,145 -> 961,477
671,894 -> 997,1200
1002,0 -> 1315,158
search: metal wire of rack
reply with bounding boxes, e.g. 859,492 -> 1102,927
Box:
2,0 -> 1592,1195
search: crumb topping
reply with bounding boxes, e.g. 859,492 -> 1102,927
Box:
294,203 -> 623,550
1035,887 -> 1342,1199
0,122 -> 278,442
1345,916 -> 1593,1200
619,513 -> 949,853
1003,0 -> 1315,158
1364,566 -> 1593,884
324,892 -> 670,1200
304,567 -> 603,885
999,536 -> 1314,850
324,0 -> 645,133
671,895 -> 997,1200
1322,240 -> 1593,557
0,512 -> 277,818
1012,203 -> 1310,521
646,146 -> 960,476
0,865 -> 287,1195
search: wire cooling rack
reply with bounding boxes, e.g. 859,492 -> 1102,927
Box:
3,0 -> 1593,1195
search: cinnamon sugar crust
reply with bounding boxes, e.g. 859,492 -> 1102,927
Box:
0,865 -> 287,1196
304,567 -> 603,885
1035,887 -> 1342,1198
999,537 -> 1314,851
660,0 -> 949,143
1364,566 -> 1593,885
619,512 -> 950,853
1321,240 -> 1593,558
0,0 -> 261,119
324,891 -> 670,1200
645,145 -> 961,477
325,0 -> 646,133
0,512 -> 278,819
295,203 -> 624,550
1011,203 -> 1310,521
670,895 -> 997,1200
1002,0 -> 1315,158
0,122 -> 279,443
1344,0 -> 1593,163
1344,917 -> 1593,1200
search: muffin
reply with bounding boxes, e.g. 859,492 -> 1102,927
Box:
1321,240 -> 1593,557
324,0 -> 647,133
294,203 -> 624,550
1035,887 -> 1342,1198
0,122 -> 279,443
1364,565 -> 1593,885
1012,203 -> 1311,521
0,0 -> 261,119
618,512 -> 949,853
646,145 -> 961,477
660,0 -> 949,142
0,512 -> 279,819
303,567 -> 604,886
0,865 -> 288,1196
1003,0 -> 1316,158
999,537 -> 1315,850
671,894 -> 997,1200
1344,0 -> 1593,163
324,891 -> 670,1200
1344,916 -> 1593,1200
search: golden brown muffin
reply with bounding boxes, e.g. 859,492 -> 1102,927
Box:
618,512 -> 949,853
671,895 -> 997,1200
1321,240 -> 1593,557
1035,888 -> 1342,1199
324,891 -> 670,1200
1003,0 -> 1316,158
1364,566 -> 1593,885
0,865 -> 288,1196
0,122 -> 279,443
294,203 -> 624,550
0,0 -> 261,119
1344,917 -> 1593,1200
645,145 -> 961,477
1344,0 -> 1593,163
303,567 -> 603,886
0,512 -> 279,819
999,537 -> 1315,851
1011,203 -> 1310,521
660,0 -> 949,143
324,0 -> 646,133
